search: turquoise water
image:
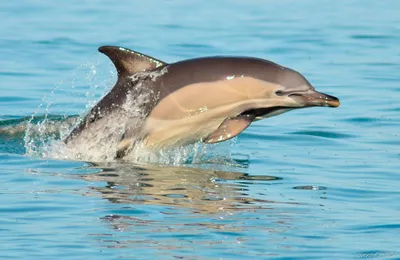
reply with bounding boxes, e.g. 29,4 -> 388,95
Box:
1,0 -> 400,259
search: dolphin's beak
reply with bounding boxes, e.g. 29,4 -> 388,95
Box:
289,89 -> 340,108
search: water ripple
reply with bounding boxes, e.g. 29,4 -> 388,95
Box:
351,34 -> 398,40
2,0 -> 400,258
288,130 -> 355,139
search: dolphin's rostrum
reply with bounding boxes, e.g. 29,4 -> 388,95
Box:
65,46 -> 340,159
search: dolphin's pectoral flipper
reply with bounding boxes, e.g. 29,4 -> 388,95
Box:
203,114 -> 255,144
116,120 -> 144,158
116,137 -> 133,158
117,129 -> 137,158
98,46 -> 167,77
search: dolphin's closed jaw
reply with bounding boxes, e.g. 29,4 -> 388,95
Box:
289,90 -> 340,108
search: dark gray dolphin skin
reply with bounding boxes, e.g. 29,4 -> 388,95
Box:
65,46 -> 340,158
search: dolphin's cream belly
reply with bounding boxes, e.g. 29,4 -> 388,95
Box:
151,77 -> 282,120
142,77 -> 296,149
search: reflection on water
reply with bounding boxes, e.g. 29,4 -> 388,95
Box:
79,163 -> 309,255
81,163 -> 287,215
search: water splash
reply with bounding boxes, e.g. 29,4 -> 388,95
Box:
15,60 -> 242,167
23,56 -> 113,160
123,140 -> 239,166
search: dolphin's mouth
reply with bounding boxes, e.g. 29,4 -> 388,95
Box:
239,106 -> 288,118
288,91 -> 340,108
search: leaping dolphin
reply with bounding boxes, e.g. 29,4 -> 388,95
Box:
65,46 -> 340,159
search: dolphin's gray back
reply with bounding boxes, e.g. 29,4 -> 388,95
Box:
154,56 -> 302,101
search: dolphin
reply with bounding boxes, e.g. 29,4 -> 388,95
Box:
65,46 -> 340,159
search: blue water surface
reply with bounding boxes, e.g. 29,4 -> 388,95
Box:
1,0 -> 400,259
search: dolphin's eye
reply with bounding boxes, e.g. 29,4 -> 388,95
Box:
275,90 -> 284,96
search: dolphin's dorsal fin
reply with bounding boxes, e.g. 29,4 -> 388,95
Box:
203,114 -> 255,144
98,46 -> 167,77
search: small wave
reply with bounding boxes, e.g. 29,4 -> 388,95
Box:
344,116 -> 385,123
293,185 -> 327,190
0,115 -> 79,137
0,115 -> 78,155
351,34 -> 396,40
288,130 -> 355,139
0,96 -> 35,102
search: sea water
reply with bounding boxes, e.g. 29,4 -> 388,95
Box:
1,0 -> 399,259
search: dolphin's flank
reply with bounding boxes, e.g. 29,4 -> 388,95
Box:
65,46 -> 340,159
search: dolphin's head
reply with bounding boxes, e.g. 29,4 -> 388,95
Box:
276,67 -> 339,107
240,63 -> 340,120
